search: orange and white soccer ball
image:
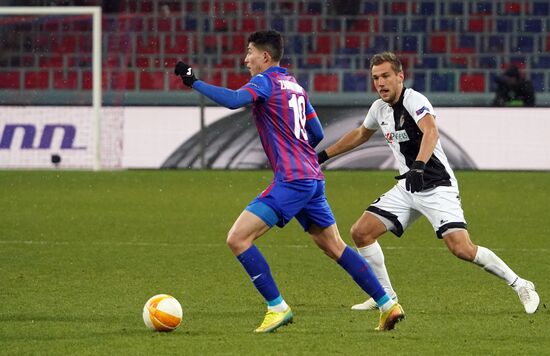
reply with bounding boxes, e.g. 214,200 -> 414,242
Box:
142,294 -> 183,331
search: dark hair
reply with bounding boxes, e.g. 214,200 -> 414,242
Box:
370,51 -> 403,73
247,30 -> 284,62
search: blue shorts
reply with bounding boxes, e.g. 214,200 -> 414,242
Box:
245,179 -> 336,231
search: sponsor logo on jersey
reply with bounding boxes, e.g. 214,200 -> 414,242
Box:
416,106 -> 429,116
385,130 -> 409,144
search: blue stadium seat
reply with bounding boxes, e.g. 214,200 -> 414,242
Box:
333,56 -> 352,69
285,35 -> 303,55
430,72 -> 455,92
523,19 -> 542,33
533,2 -> 550,15
362,1 -> 378,14
409,18 -> 427,32
419,2 -> 436,15
306,1 -> 322,14
402,36 -> 418,52
496,19 -> 514,32
487,35 -> 505,52
343,72 -> 368,92
476,2 -> 492,14
532,55 -> 550,69
448,2 -> 464,15
513,36 -> 534,53
479,56 -> 498,68
488,72 -> 499,92
383,19 -> 399,32
412,72 -> 426,91
459,35 -> 476,50
436,18 -> 457,31
530,73 -> 545,92
251,1 -> 266,13
296,72 -> 310,91
271,17 -> 285,32
414,56 -> 439,69
366,35 -> 392,54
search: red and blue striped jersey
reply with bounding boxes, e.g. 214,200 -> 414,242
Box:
241,67 -> 323,182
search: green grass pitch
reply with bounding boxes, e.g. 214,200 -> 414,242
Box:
1,170 -> 548,355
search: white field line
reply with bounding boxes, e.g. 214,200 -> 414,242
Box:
0,239 -> 548,253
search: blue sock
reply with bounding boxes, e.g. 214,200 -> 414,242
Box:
337,246 -> 388,303
236,245 -> 281,304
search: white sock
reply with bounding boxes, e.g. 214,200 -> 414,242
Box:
378,298 -> 396,313
357,241 -> 397,300
268,299 -> 289,313
472,246 -> 518,286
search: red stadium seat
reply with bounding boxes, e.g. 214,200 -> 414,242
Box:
39,56 -> 64,68
25,71 -> 49,89
165,34 -> 189,55
140,71 -> 164,90
313,35 -> 332,54
460,73 -> 485,92
110,71 -> 136,90
52,35 -> 77,53
137,35 -> 160,54
136,57 -> 150,68
81,71 -> 108,90
313,74 -> 338,92
0,72 -> 20,89
430,35 -> 447,53
53,71 -> 78,90
226,72 -> 249,89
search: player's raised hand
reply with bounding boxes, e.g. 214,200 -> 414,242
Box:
395,160 -> 425,193
174,61 -> 198,87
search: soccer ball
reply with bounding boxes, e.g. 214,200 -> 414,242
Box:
142,294 -> 183,331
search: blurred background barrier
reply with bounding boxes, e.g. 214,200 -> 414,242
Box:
2,106 -> 549,170
1,1 -> 549,170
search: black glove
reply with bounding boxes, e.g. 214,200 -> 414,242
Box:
395,160 -> 425,193
317,150 -> 329,164
174,61 -> 198,87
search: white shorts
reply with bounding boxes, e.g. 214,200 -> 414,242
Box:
367,184 -> 467,239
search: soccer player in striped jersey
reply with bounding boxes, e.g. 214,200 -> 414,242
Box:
175,31 -> 404,332
317,51 -> 539,315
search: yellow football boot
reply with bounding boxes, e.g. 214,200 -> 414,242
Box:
254,307 -> 293,333
375,303 -> 405,331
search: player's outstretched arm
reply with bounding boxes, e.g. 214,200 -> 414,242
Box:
318,125 -> 375,164
174,61 -> 254,109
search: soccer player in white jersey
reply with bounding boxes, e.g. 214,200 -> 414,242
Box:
317,51 -> 540,315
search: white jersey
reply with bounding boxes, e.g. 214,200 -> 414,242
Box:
363,88 -> 457,190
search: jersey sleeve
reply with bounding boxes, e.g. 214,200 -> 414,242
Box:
404,90 -> 436,123
362,101 -> 380,130
241,74 -> 272,102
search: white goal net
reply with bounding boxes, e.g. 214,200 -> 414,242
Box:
0,6 -> 123,169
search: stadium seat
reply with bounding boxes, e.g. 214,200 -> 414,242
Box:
500,2 -> 523,15
419,2 -> 435,15
39,56 -> 63,68
52,35 -> 77,53
53,71 -> 78,90
137,35 -> 160,54
343,72 -> 367,92
226,72 -> 249,89
530,72 -> 545,92
24,71 -> 49,90
496,18 -> 515,32
430,72 -> 455,92
140,71 -> 164,90
523,19 -> 542,33
479,56 -> 498,69
533,2 -> 550,15
412,72 -> 426,91
460,73 -> 485,92
532,55 -> 550,69
513,36 -> 534,54
110,71 -> 136,90
409,18 -> 427,32
362,1 -> 379,14
387,2 -> 407,15
414,56 -> 439,69
448,2 -> 464,15
136,57 -> 150,69
468,17 -> 485,32
0,72 -> 20,89
402,35 -> 418,53
437,18 -> 458,31
311,35 -> 332,54
430,35 -> 447,53
476,1 -> 493,14
383,18 -> 399,32
165,34 -> 189,55
298,18 -> 313,32
313,73 -> 338,92
271,17 -> 285,32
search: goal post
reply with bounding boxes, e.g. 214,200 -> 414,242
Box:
0,6 -> 106,170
